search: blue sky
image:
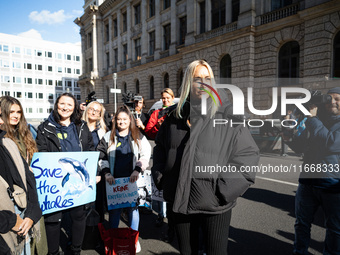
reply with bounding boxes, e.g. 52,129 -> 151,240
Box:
0,0 -> 84,44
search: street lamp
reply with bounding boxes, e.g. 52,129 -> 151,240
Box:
111,73 -> 119,113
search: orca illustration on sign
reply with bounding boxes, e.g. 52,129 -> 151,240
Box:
58,157 -> 93,190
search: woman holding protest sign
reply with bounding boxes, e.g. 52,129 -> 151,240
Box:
97,105 -> 151,253
151,60 -> 259,255
0,105 -> 42,255
36,93 -> 95,255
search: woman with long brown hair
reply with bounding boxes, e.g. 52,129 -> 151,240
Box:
0,96 -> 37,163
97,105 -> 151,253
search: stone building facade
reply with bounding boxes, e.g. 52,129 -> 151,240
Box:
75,0 -> 340,117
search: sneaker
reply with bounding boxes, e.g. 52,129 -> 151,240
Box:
136,240 -> 141,253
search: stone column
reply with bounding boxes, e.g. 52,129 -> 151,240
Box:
226,0 -> 232,24
185,0 -> 195,45
109,15 -> 113,72
238,0 -> 256,28
206,0 -> 212,31
80,28 -> 86,75
126,4 -> 132,69
117,11 -> 122,69
92,13 -> 99,78
154,0 -> 161,60
169,0 -> 177,55
141,0 -> 147,64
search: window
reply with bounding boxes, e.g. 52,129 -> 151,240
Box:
211,0 -> 225,29
16,92 -> 22,98
48,93 -> 54,100
25,63 -> 32,70
35,64 -> 42,71
75,81 -> 79,87
2,60 -> 9,68
105,24 -> 110,42
65,54 -> 72,61
89,58 -> 93,72
220,54 -> 232,83
47,79 -> 53,86
163,24 -> 171,50
114,48 -> 118,68
136,80 -> 140,93
122,12 -> 127,33
35,50 -> 43,57
134,4 -> 141,25
279,41 -> 300,85
76,95 -> 81,101
113,18 -> 118,37
38,108 -> 43,113
47,66 -> 53,72
2,91 -> 10,96
2,76 -> 10,83
13,47 -> 20,54
66,81 -> 72,87
123,82 -> 127,93
46,51 -> 52,58
37,93 -> 43,99
164,73 -> 169,88
179,16 -> 187,45
26,92 -> 33,99
106,52 -> 110,70
36,78 -> 43,85
26,108 -> 33,114
163,0 -> 170,10
13,62 -> 21,69
3,45 -> 9,52
25,48 -> 32,55
56,53 -> 62,59
149,31 -> 155,56
149,0 -> 155,18
75,69 -> 80,74
134,38 -> 141,61
123,44 -> 128,65
26,78 -> 33,84
232,0 -> 240,22
272,0 -> 292,11
75,56 -> 80,61
333,32 -> 340,78
56,80 -> 62,87
200,1 -> 206,34
149,76 -> 154,99
66,68 -> 72,74
13,77 -> 22,84
87,32 -> 92,49
57,66 -> 62,73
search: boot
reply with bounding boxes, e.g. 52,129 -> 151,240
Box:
70,245 -> 81,255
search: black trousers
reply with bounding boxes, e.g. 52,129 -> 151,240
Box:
45,205 -> 87,253
171,208 -> 232,255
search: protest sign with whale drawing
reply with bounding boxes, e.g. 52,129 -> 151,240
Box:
30,151 -> 99,215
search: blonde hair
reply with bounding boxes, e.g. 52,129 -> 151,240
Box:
161,88 -> 175,98
176,60 -> 218,118
82,101 -> 107,133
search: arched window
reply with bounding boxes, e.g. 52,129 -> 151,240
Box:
164,73 -> 169,88
123,82 -> 127,93
149,76 -> 154,99
279,41 -> 300,85
136,80 -> 140,94
220,54 -> 232,83
106,86 -> 110,104
333,32 -> 340,78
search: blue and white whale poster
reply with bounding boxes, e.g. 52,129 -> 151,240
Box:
31,151 -> 99,215
106,177 -> 138,210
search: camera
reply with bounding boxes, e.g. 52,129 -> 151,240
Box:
85,91 -> 96,105
308,90 -> 332,106
122,91 -> 142,113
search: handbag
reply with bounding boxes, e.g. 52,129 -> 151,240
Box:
0,175 -> 27,209
98,223 -> 139,255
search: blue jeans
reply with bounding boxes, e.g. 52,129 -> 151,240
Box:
109,207 -> 139,231
294,183 -> 340,255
